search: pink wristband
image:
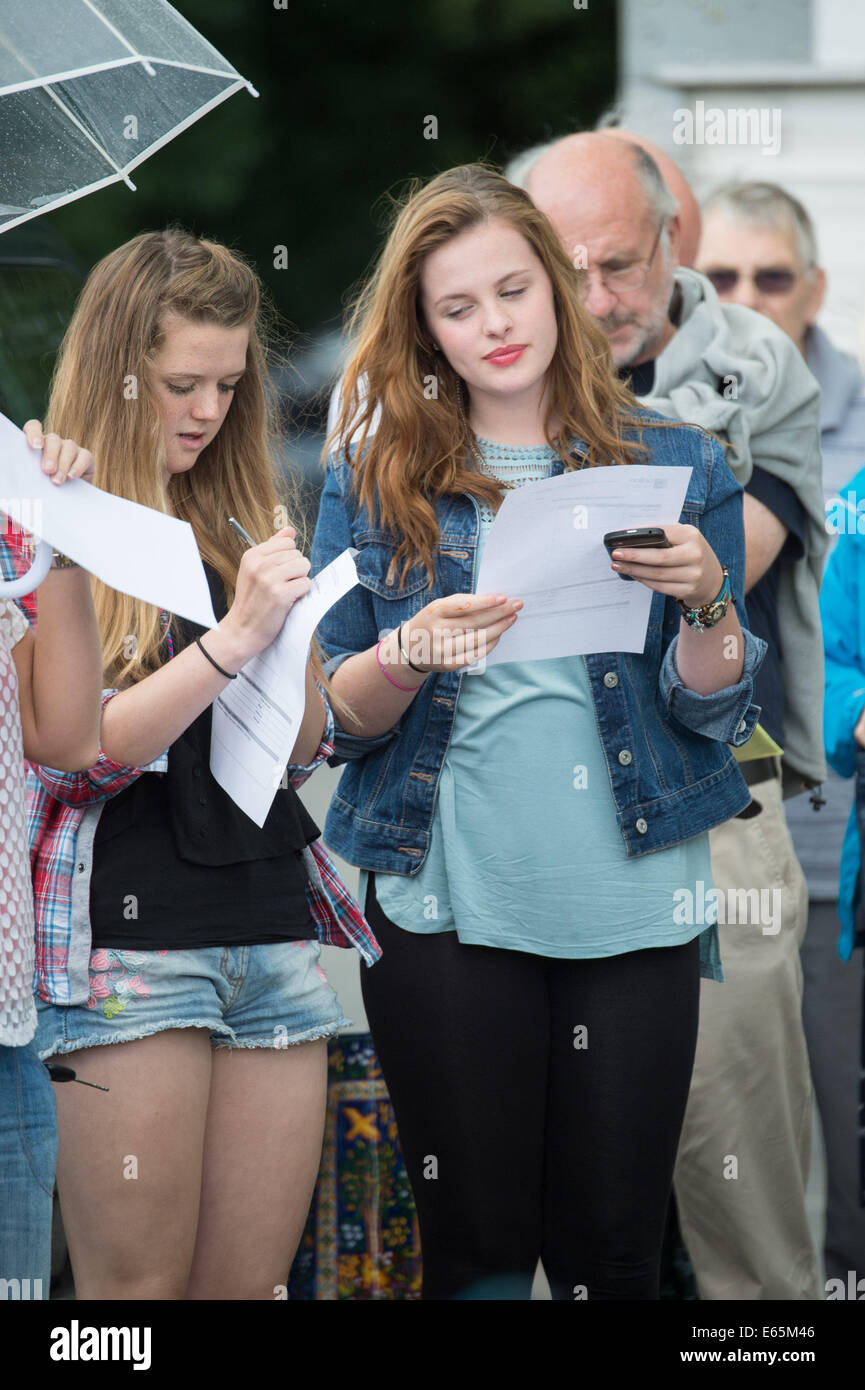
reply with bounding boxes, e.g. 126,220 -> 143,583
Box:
376,638 -> 427,692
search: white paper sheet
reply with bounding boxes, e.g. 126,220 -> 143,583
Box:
0,411 -> 217,628
209,549 -> 359,826
475,464 -> 692,664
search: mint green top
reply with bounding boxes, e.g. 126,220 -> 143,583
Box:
360,438 -> 722,981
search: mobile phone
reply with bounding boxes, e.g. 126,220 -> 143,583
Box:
603,527 -> 672,581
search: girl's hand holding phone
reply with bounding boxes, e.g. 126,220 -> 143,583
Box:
609,522 -> 725,608
403,592 -> 523,672
23,419 -> 95,484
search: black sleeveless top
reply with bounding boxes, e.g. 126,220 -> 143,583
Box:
89,567 -> 319,950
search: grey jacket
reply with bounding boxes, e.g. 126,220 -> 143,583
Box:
638,267 -> 828,794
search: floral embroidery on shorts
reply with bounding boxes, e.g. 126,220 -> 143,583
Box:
86,948 -> 167,1017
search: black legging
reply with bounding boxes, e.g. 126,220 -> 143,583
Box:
361,875 -> 701,1300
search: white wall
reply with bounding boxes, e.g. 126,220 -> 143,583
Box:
617,0 -> 865,361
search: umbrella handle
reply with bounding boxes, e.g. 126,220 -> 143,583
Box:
0,538 -> 54,597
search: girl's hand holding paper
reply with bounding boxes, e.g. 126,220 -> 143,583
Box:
23,418 -> 95,484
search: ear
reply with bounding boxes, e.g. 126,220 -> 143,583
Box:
804,266 -> 827,326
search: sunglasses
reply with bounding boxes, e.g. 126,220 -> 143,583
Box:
703,268 -> 798,296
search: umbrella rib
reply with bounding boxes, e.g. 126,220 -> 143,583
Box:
0,56 -> 253,98
40,83 -> 137,190
0,170 -> 134,233
133,57 -> 258,95
79,0 -> 156,77
0,56 -> 147,98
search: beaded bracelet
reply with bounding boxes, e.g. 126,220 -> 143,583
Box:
375,637 -> 427,692
159,609 -> 175,662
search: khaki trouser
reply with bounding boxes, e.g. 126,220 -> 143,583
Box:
673,775 -> 820,1300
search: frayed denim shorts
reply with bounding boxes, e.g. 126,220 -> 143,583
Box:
35,940 -> 352,1059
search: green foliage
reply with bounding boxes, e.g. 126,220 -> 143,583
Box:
46,0 -> 615,336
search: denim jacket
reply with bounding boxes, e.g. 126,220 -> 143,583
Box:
310,410 -> 766,873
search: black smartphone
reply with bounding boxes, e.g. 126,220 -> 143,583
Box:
603,527 -> 672,581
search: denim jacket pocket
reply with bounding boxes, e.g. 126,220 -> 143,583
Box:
355,537 -> 430,602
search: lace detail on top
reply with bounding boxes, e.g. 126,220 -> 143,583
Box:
472,437 -> 561,526
0,599 -> 36,1045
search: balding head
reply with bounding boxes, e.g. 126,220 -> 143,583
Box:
528,133 -> 647,222
526,133 -> 682,368
600,130 -> 701,265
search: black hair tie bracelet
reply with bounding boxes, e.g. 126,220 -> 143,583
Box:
397,621 -> 431,675
196,634 -> 237,679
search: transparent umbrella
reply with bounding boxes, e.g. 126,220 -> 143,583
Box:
0,0 -> 258,235
0,0 -> 258,596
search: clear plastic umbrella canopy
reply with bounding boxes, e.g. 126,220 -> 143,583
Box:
0,0 -> 257,234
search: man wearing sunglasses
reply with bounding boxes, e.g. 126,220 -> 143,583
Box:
513,131 -> 827,1301
700,180 -> 865,1297
698,181 -> 865,503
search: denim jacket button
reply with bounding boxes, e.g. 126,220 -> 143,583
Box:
635,817 -> 648,834
737,719 -> 747,734
603,671 -> 618,688
618,749 -> 632,765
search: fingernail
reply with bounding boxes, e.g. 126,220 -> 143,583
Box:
43,460 -> 55,472
32,436 -> 43,448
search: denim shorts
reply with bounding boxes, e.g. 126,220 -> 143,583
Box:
0,1039 -> 57,1294
35,940 -> 352,1059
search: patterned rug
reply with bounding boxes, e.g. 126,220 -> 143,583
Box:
288,1033 -> 422,1299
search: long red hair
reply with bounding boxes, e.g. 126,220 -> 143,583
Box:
329,162 -> 655,586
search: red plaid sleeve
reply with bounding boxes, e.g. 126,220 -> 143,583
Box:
28,690 -> 169,806
1,519 -> 38,625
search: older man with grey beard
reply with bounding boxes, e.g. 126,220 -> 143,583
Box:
510,131 -> 827,1301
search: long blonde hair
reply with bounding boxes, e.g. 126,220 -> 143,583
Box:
47,229 -> 320,690
329,163 -> 662,586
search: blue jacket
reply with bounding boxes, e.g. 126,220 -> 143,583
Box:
821,466 -> 865,960
310,411 -> 766,874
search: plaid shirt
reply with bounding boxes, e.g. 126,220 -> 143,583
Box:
3,521 -> 380,1006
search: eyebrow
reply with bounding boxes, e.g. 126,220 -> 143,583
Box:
596,249 -> 643,270
434,269 -> 532,308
